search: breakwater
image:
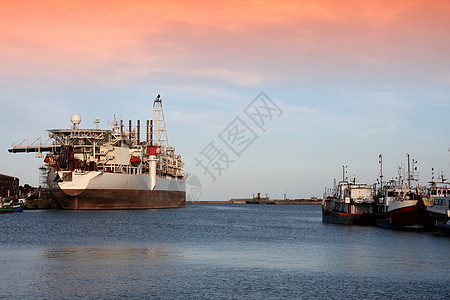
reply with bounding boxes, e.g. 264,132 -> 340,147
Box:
188,198 -> 321,205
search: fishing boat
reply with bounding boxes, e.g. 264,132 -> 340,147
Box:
375,154 -> 432,230
322,167 -> 375,225
11,199 -> 26,212
9,95 -> 186,210
425,171 -> 450,224
0,198 -> 13,213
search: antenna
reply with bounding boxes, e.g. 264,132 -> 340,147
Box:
94,117 -> 100,130
406,153 -> 411,188
379,154 -> 383,191
152,94 -> 169,146
431,168 -> 435,183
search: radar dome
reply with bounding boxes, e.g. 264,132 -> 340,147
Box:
71,114 -> 81,125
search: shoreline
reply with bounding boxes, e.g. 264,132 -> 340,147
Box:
187,199 -> 322,205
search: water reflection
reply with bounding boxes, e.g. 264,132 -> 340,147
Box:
1,206 -> 448,299
43,246 -> 182,262
34,246 -> 184,298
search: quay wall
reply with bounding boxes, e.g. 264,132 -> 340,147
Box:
26,198 -> 60,209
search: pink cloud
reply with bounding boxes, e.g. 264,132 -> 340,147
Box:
0,0 -> 448,86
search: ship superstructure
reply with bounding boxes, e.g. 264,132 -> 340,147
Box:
9,95 -> 186,209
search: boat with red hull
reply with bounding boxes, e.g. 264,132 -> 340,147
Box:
375,154 -> 432,230
375,200 -> 431,229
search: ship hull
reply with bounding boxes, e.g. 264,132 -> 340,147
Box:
437,223 -> 450,237
48,171 -> 185,210
428,211 -> 449,224
322,210 -> 375,225
375,205 -> 432,230
426,197 -> 450,224
51,188 -> 185,209
322,200 -> 375,225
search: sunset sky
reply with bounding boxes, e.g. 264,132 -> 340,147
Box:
1,0 -> 449,200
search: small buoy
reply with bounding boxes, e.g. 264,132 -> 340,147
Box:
44,156 -> 50,163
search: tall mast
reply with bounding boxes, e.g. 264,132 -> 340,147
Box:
379,154 -> 383,191
342,165 -> 348,181
406,153 -> 411,188
152,94 -> 169,147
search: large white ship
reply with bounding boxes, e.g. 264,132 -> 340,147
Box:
9,95 -> 186,209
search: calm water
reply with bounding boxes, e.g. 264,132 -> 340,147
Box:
0,204 -> 449,299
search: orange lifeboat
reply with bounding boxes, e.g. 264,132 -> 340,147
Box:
130,156 -> 141,164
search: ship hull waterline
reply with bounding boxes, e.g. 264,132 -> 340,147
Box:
436,223 -> 450,237
321,199 -> 375,226
47,171 -> 186,210
50,188 -> 185,209
322,210 -> 375,226
375,205 -> 432,230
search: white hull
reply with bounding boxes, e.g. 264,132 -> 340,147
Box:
47,171 -> 186,209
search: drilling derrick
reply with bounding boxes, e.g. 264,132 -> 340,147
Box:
151,95 -> 184,179
152,94 -> 169,147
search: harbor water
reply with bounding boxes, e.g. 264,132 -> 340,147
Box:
1,204 -> 449,299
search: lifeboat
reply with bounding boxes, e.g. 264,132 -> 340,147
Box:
148,145 -> 160,155
130,156 -> 141,164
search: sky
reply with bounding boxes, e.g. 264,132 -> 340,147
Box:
1,0 -> 449,200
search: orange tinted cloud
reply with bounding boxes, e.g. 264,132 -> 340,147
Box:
1,0 -> 449,86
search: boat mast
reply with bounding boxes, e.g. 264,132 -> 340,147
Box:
440,171 -> 447,183
406,153 -> 411,189
342,165 -> 347,182
379,154 -> 383,192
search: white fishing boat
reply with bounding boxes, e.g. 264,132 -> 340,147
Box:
425,171 -> 450,224
322,167 -> 375,225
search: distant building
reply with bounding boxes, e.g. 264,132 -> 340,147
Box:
0,173 -> 19,197
19,184 -> 39,198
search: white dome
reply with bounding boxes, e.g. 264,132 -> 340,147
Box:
71,114 -> 81,125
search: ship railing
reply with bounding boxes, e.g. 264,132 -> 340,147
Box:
100,163 -> 143,175
49,130 -> 111,146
